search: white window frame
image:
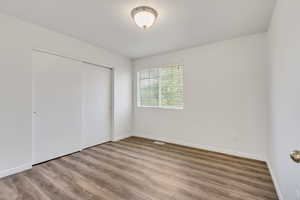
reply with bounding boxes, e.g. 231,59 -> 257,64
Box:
137,65 -> 184,110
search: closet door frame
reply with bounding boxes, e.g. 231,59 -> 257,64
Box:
31,49 -> 115,164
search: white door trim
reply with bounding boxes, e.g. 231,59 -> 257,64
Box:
32,49 -> 112,70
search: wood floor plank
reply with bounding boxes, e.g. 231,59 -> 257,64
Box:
81,150 -> 249,200
125,138 -> 270,174
130,137 -> 268,169
90,145 -> 277,200
68,153 -> 174,200
98,143 -> 277,200
48,161 -> 120,200
119,140 -> 271,178
58,155 -> 154,200
0,137 -> 278,200
106,142 -> 274,187
77,151 -> 178,198
0,181 -> 19,200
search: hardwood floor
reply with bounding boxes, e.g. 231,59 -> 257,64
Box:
0,137 -> 278,200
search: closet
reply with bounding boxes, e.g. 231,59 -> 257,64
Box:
32,51 -> 112,164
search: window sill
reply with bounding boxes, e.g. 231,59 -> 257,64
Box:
137,106 -> 184,110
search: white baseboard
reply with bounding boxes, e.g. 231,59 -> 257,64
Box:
267,161 -> 284,200
0,163 -> 32,179
134,133 -> 265,161
113,133 -> 132,142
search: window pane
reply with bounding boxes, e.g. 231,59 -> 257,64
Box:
138,68 -> 159,107
160,66 -> 184,108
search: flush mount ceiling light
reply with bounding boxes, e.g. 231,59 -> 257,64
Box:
131,6 -> 158,29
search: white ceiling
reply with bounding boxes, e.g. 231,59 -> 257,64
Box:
0,0 -> 275,59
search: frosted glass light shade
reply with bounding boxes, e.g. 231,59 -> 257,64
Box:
131,6 -> 158,29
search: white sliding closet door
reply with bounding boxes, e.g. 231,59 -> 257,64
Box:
32,51 -> 82,164
82,63 -> 112,148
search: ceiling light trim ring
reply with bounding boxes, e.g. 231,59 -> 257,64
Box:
131,6 -> 158,19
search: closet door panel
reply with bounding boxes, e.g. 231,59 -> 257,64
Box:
82,64 -> 112,148
32,51 -> 82,164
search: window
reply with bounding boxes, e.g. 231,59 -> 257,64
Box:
137,65 -> 184,109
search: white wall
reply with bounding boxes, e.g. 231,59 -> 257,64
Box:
268,0 -> 300,199
133,34 -> 269,161
0,13 -> 132,178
